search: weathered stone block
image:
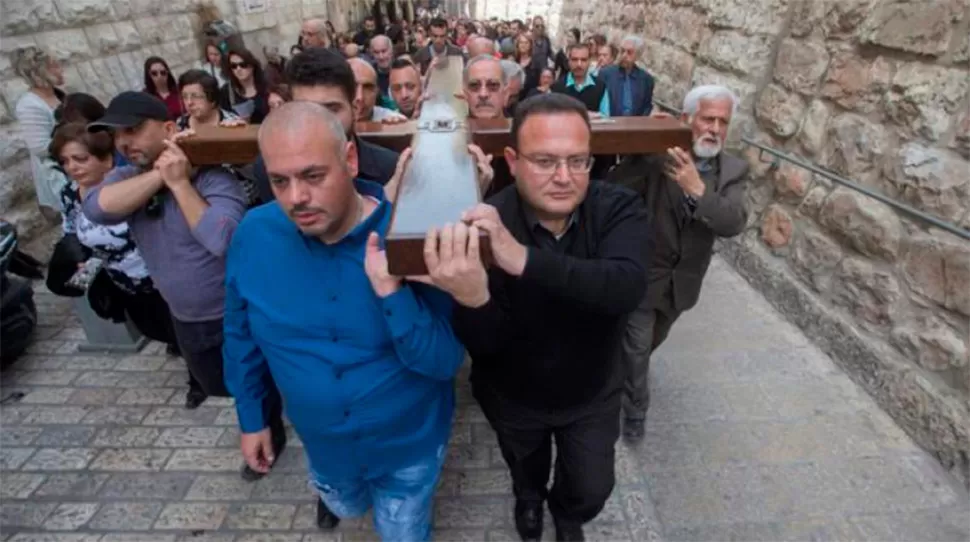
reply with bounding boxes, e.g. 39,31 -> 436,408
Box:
701,0 -> 793,35
756,84 -> 805,139
0,157 -> 33,211
761,204 -> 793,248
133,16 -> 167,45
34,29 -> 93,63
1,79 -> 31,115
0,0 -> 62,34
112,21 -> 144,51
954,31 -> 969,64
885,62 -> 970,141
900,231 -> 970,317
821,113 -> 892,186
892,316 -> 969,372
858,0 -> 963,57
772,162 -> 811,202
820,51 -> 892,113
697,31 -> 773,78
790,224 -> 843,291
819,187 -> 902,260
773,39 -> 829,95
952,111 -> 970,159
83,23 -> 121,55
797,185 -> 830,219
690,65 -> 757,112
833,256 -> 902,328
885,143 -> 970,223
797,99 -> 832,157
789,0 -> 876,39
53,0 -> 113,25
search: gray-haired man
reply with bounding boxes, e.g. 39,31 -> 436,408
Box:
607,84 -> 748,439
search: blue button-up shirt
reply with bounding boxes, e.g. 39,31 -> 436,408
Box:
223,179 -> 464,481
565,73 -> 611,117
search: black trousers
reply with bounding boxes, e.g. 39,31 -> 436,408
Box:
473,382 -> 621,525
171,317 -> 285,435
124,288 -> 178,345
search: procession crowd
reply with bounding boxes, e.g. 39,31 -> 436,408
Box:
11,11 -> 748,542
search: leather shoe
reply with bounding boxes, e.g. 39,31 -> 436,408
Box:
514,499 -> 543,541
622,418 -> 645,441
553,517 -> 585,541
240,430 -> 288,482
184,390 -> 206,410
316,498 -> 340,529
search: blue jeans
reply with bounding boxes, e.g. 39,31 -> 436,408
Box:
306,445 -> 446,541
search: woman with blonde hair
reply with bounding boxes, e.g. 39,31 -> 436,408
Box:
13,46 -> 68,223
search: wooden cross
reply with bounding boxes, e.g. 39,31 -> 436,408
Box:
179,115 -> 693,165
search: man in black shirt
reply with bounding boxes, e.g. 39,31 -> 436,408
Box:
438,93 -> 652,541
254,48 -> 398,202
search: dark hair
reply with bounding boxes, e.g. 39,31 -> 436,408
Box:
509,93 -> 590,150
603,44 -> 618,60
568,28 -> 581,43
177,69 -> 220,104
143,56 -> 177,95
566,43 -> 590,56
363,16 -> 375,23
225,48 -> 268,96
589,33 -> 607,47
285,48 -> 356,104
49,122 -> 114,164
268,83 -> 291,102
56,93 -> 105,124
429,17 -> 447,30
390,57 -> 418,72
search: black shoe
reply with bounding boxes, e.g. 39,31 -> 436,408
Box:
514,499 -> 543,541
553,517 -> 585,541
184,389 -> 206,410
166,343 -> 181,357
316,498 -> 340,529
622,418 -> 645,441
240,430 -> 288,482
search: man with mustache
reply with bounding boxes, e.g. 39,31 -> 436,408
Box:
462,55 -> 516,194
607,84 -> 749,440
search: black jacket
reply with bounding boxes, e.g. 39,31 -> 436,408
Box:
607,153 -> 748,313
453,181 -> 652,408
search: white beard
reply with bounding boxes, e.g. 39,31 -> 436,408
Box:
693,137 -> 722,159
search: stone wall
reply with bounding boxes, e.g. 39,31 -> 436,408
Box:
0,0 -> 353,251
556,0 -> 970,482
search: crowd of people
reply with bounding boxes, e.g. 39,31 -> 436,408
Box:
9,11 -> 749,542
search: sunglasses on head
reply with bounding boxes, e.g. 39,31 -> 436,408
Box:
150,69 -> 167,76
230,61 -> 250,70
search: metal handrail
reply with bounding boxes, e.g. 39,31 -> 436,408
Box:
653,100 -> 970,241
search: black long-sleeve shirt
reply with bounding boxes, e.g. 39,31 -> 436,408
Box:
453,181 -> 652,408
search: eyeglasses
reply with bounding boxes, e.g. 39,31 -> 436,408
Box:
466,80 -> 502,93
230,62 -> 250,70
150,70 -> 168,77
181,93 -> 208,102
519,153 -> 593,175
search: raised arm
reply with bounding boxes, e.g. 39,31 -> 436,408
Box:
180,168 -> 247,258
82,167 -> 164,226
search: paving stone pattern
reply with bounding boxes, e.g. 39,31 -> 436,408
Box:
2,257 -> 968,541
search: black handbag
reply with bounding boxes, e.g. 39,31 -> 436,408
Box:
46,234 -> 91,297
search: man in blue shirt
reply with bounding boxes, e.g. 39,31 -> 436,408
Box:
223,101 -> 465,540
597,36 -> 655,117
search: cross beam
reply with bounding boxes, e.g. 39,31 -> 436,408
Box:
178,115 -> 693,166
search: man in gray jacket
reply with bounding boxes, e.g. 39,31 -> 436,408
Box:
607,84 -> 749,440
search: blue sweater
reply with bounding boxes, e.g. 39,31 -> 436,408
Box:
223,179 -> 464,481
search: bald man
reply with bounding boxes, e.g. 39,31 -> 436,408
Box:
225,101 -> 465,539
348,57 -> 407,123
466,35 -> 496,58
301,18 -> 329,48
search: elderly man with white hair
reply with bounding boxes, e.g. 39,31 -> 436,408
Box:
301,18 -> 330,49
500,59 -> 526,114
597,35 -> 655,116
607,84 -> 749,440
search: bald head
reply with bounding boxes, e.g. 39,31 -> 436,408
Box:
259,101 -> 347,157
348,57 -> 379,121
466,36 -> 495,58
369,34 -> 393,70
301,18 -> 329,48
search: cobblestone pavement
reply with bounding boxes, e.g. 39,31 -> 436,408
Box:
2,257 -> 968,542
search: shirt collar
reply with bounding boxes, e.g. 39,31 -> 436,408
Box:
565,72 -> 594,91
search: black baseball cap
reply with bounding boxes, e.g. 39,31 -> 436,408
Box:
87,91 -> 169,132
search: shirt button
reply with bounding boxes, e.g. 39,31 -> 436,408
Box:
331,336 -> 338,342
334,370 -> 343,380
344,410 -> 350,418
384,309 -> 392,316
330,295 -> 337,302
